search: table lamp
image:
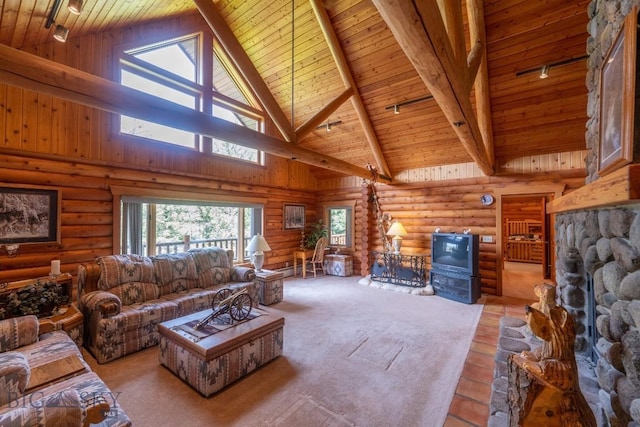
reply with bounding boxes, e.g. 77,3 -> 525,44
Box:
386,221 -> 407,254
247,234 -> 271,272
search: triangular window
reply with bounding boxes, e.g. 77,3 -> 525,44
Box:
118,32 -> 263,163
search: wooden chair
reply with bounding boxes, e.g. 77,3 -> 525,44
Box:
306,237 -> 329,278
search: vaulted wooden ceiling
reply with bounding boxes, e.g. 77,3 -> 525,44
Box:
0,0 -> 589,182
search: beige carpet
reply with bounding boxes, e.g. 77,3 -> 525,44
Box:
86,275 -> 483,427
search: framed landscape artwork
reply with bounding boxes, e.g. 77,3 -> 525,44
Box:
283,204 -> 305,229
0,185 -> 61,244
598,8 -> 637,176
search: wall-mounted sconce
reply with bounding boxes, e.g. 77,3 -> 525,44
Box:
385,95 -> 434,114
316,120 -> 342,132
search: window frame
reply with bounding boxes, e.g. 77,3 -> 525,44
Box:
111,186 -> 267,262
323,201 -> 356,250
114,29 -> 265,165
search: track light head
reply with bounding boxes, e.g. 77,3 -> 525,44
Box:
53,24 -> 69,42
394,104 -> 400,115
68,0 -> 84,15
539,65 -> 550,79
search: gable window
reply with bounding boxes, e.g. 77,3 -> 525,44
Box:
324,202 -> 355,249
118,32 -> 264,163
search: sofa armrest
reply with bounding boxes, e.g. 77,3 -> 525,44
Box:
80,291 -> 122,318
77,263 -> 101,301
231,266 -> 256,282
0,351 -> 30,406
0,315 -> 39,352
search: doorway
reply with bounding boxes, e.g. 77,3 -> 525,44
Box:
500,194 -> 554,300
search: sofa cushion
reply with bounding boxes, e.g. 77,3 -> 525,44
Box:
190,247 -> 232,270
0,388 -> 84,427
0,316 -> 39,353
109,282 -> 159,306
97,254 -> 155,291
152,253 -> 199,296
0,351 -> 30,406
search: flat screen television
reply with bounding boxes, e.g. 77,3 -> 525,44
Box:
431,232 -> 479,276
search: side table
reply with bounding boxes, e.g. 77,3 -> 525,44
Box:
39,303 -> 84,348
254,269 -> 284,305
324,254 -> 353,277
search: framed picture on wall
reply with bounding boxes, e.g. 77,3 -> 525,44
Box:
0,185 -> 61,245
283,204 -> 305,229
598,7 -> 637,176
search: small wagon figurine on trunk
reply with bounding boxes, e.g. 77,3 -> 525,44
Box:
195,287 -> 253,329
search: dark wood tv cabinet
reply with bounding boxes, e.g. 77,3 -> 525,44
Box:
429,269 -> 480,304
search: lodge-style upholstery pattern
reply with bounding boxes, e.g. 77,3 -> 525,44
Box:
78,247 -> 259,363
0,316 -> 131,426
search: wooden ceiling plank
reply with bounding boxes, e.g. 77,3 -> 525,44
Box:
372,0 -> 494,176
193,0 -> 295,143
295,87 -> 353,140
0,43 -> 390,183
309,0 -> 392,179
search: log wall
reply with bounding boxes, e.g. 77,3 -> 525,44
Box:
318,171 -> 584,295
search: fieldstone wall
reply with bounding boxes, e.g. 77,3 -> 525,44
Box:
556,209 -> 640,425
585,0 -> 640,182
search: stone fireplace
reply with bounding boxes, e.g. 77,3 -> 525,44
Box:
490,1 -> 640,425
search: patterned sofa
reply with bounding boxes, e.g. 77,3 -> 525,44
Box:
78,247 -> 259,364
0,315 -> 131,426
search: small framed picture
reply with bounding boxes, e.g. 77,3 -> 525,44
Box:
598,8 -> 637,176
0,185 -> 61,245
283,204 -> 305,229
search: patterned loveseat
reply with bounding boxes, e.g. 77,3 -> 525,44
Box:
78,247 -> 259,363
0,315 -> 131,426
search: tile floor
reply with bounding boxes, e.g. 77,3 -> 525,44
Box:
444,294 -> 532,427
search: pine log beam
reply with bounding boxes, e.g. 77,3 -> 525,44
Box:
466,0 -> 495,169
295,87 -> 353,140
309,0 -> 392,179
372,0 -> 494,176
192,0 -> 294,143
436,0 -> 465,69
0,44 -> 391,184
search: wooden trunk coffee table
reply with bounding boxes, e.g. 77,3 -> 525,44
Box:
158,308 -> 284,397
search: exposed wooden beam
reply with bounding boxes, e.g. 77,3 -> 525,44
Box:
466,0 -> 494,169
436,0 -> 465,69
295,87 -> 353,140
192,0 -> 295,143
309,0 -> 392,179
0,44 -> 391,184
372,0 -> 494,176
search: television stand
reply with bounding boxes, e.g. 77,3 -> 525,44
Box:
370,251 -> 427,287
429,269 -> 480,304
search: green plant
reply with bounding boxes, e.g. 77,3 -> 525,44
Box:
303,219 -> 328,249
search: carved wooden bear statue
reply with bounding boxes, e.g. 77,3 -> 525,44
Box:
508,284 -> 596,427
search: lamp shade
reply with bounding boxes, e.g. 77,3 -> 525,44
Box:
386,221 -> 407,237
247,234 -> 271,252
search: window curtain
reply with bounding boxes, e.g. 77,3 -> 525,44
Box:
122,202 -> 144,255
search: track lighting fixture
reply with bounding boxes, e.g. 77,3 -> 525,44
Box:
45,0 -> 84,43
385,95 -> 434,113
514,55 -> 588,78
539,65 -> 550,79
316,120 -> 343,132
